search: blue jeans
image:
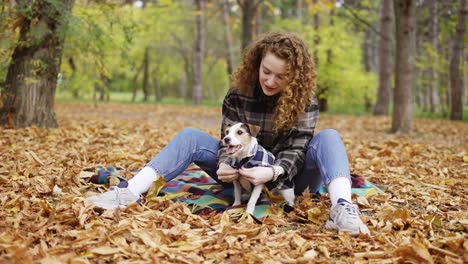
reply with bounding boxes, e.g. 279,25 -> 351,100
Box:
146,128 -> 350,195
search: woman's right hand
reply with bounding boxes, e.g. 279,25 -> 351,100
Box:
216,163 -> 238,182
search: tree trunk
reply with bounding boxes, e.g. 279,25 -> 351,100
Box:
295,0 -> 303,21
304,1 -> 311,25
222,0 -> 235,76
311,0 -> 328,111
362,1 -> 379,74
0,0 -> 75,128
255,3 -> 263,37
206,57 -> 220,100
415,35 -> 425,109
153,76 -> 161,102
192,0 -> 205,105
373,0 -> 393,115
449,0 -> 467,120
238,0 -> 263,51
362,29 -> 372,73
68,57 -> 79,99
428,0 -> 440,113
318,8 -> 335,112
391,0 -> 416,134
100,74 -> 110,102
179,74 -> 187,99
142,46 -> 150,102
170,32 -> 192,99
131,62 -> 143,102
312,0 -> 320,66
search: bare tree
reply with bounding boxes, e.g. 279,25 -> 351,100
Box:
0,0 -> 75,128
373,0 -> 393,115
237,0 -> 263,51
450,0 -> 467,120
391,0 -> 416,133
428,0 -> 440,113
192,0 -> 205,105
143,46 -> 150,102
170,33 -> 192,98
295,0 -> 303,21
153,75 -> 162,102
312,0 -> 327,111
312,0 -> 320,66
222,0 -> 235,76
255,2 -> 263,37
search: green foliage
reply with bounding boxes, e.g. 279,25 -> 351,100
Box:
270,4 -> 378,108
53,0 -> 377,108
2,0 -> 460,121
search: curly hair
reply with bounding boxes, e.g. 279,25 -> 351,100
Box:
231,32 -> 316,132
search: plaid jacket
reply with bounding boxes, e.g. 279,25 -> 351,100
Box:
237,143 -> 275,169
217,88 -> 319,190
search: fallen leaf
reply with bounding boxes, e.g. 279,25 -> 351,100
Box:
90,246 -> 121,255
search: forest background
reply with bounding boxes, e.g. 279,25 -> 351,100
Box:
0,0 -> 467,129
0,1 -> 467,263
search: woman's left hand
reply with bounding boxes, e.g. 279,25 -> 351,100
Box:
239,167 -> 274,185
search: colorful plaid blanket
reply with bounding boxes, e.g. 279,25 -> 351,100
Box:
89,164 -> 384,218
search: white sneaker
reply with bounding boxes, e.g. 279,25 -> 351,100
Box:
86,181 -> 140,210
325,198 -> 370,236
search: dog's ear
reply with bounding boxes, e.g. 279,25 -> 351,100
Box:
246,124 -> 261,137
223,122 -> 232,133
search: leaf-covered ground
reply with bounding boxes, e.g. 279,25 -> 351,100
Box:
0,103 -> 467,263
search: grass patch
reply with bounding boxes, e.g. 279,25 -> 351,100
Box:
56,91 -> 467,120
55,91 -> 223,107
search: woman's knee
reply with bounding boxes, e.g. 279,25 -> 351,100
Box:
175,127 -> 218,150
317,128 -> 339,138
177,127 -> 204,139
308,129 -> 342,150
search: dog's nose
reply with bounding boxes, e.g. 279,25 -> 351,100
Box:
224,137 -> 230,144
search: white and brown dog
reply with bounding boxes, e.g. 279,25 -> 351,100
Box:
222,122 -> 295,214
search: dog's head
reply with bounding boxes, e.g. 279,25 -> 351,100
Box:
222,122 -> 259,159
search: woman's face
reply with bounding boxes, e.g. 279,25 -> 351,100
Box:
259,52 -> 287,96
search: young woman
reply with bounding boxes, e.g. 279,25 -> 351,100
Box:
86,32 -> 370,236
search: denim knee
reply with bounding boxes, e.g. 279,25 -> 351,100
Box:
175,127 -> 204,142
305,128 -> 350,187
314,129 -> 340,142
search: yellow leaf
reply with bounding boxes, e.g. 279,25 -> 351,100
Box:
357,196 -> 370,207
394,239 -> 434,264
292,233 -> 306,248
170,242 -> 201,251
146,176 -> 167,199
78,171 -> 94,178
303,248 -> 318,259
263,187 -> 284,203
91,246 -> 120,255
220,211 -> 230,230
307,207 -> 321,224
463,156 -> 468,162
27,150 -> 45,165
135,230 -> 158,248
8,206 -> 20,213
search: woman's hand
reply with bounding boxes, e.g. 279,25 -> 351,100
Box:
216,163 -> 239,182
239,166 -> 274,186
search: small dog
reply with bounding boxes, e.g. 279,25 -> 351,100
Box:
221,122 -> 295,214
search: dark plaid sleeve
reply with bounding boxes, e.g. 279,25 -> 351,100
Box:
217,89 -> 240,167
273,97 -> 319,181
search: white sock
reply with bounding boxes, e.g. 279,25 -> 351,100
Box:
328,176 -> 352,207
127,166 -> 160,196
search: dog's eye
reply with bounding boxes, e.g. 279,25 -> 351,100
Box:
237,130 -> 243,135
